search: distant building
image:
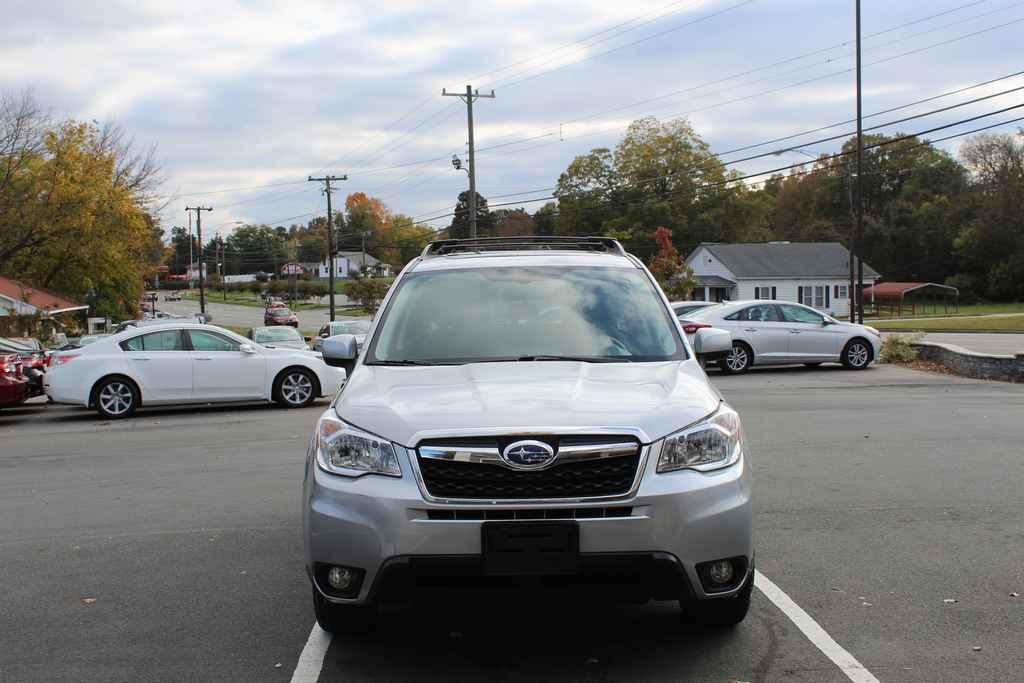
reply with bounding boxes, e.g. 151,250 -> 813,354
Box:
0,275 -> 89,317
315,252 -> 392,279
684,242 -> 880,318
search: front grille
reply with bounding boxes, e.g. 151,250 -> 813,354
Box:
416,437 -> 641,500
424,507 -> 633,521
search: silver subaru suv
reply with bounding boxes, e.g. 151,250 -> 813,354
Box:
303,237 -> 753,633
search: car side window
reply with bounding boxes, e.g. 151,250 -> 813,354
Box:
188,330 -> 240,352
779,304 -> 824,324
120,330 -> 184,351
727,305 -> 780,322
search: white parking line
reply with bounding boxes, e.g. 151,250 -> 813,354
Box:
755,570 -> 879,683
291,575 -> 880,683
290,623 -> 331,683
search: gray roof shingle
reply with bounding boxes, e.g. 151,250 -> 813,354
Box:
689,242 -> 879,279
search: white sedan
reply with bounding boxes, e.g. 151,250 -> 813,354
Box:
681,300 -> 882,373
45,323 -> 346,418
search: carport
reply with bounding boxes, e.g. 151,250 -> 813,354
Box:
862,281 -> 959,317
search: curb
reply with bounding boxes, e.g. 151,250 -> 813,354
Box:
911,341 -> 1024,383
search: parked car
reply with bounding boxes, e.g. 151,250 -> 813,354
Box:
0,353 -> 30,409
682,300 -> 882,373
45,322 -> 346,419
164,292 -> 183,302
311,320 -> 370,353
249,325 -> 309,350
0,337 -> 50,397
670,301 -> 717,318
304,236 -> 750,635
264,306 -> 299,327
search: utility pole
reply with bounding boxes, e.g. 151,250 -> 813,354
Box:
854,0 -> 865,324
218,236 -> 226,301
847,162 -> 856,323
185,206 -> 212,316
443,85 -> 495,238
308,174 -> 347,321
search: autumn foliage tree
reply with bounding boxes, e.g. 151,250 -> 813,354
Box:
647,226 -> 696,300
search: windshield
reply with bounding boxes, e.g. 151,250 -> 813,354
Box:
367,266 -> 684,364
254,327 -> 301,342
332,321 -> 370,335
270,308 -> 293,317
684,304 -> 726,320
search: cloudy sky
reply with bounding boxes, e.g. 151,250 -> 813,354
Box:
2,0 -> 1022,241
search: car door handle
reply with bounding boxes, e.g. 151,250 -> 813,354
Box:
132,357 -> 151,361
196,357 -> 213,361
743,328 -> 758,332
789,330 -> 802,334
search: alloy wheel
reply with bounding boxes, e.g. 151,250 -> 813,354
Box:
99,382 -> 134,416
847,342 -> 870,368
281,372 -> 313,406
725,344 -> 749,372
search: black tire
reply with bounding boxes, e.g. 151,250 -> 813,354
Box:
311,585 -> 377,635
273,368 -> 317,408
682,573 -> 753,627
721,341 -> 753,374
841,338 -> 873,370
93,376 -> 140,419
804,362 -> 822,368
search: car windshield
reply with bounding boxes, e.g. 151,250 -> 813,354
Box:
270,308 -> 293,317
367,266 -> 685,364
684,304 -> 726,320
254,327 -> 301,342
332,321 -> 369,335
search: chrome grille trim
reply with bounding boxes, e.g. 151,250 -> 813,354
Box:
417,440 -> 637,469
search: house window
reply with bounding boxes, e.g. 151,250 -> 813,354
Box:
754,286 -> 776,300
814,286 -> 824,309
800,288 -> 814,306
834,285 -> 848,299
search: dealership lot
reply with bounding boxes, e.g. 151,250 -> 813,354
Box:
1,365 -> 1021,682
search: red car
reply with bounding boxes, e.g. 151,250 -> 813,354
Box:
0,354 -> 29,409
264,306 -> 299,327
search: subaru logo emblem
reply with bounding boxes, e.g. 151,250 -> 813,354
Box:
501,440 -> 555,470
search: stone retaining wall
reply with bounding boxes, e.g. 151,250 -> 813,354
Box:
912,342 -> 1024,383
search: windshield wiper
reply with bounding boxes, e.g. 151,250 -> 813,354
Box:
368,359 -> 445,366
516,355 -> 631,363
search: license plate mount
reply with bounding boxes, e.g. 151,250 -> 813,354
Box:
482,521 -> 579,575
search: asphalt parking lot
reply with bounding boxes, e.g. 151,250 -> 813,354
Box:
2,364 -> 1022,682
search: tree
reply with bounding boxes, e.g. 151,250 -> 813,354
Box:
533,202 -> 558,236
447,191 -> 495,239
647,227 -> 697,300
378,213 -> 435,268
225,224 -> 287,274
492,208 -> 534,236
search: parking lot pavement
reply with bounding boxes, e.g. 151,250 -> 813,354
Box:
2,364 -> 1022,681
157,298 -> 364,332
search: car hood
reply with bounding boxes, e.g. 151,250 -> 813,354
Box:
334,361 -> 721,447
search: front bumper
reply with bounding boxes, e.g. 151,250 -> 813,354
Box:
303,440 -> 753,605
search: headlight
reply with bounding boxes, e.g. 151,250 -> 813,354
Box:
657,405 -> 745,473
864,326 -> 881,337
315,414 -> 401,478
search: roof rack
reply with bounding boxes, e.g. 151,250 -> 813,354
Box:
421,236 -> 627,258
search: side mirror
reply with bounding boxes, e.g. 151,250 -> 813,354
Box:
822,317 -> 836,326
693,327 -> 732,358
239,343 -> 257,354
321,334 -> 358,365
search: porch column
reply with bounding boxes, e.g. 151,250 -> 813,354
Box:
704,286 -> 710,302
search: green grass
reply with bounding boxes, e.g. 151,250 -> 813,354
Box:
878,314 -> 1024,332
868,302 -> 1024,320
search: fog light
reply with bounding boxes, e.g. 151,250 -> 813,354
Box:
708,559 -> 734,585
327,566 -> 354,590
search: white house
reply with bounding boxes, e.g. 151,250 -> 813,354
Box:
684,241 -> 880,318
314,251 -> 391,279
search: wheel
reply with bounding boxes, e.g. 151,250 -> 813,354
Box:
311,585 -> 377,635
682,573 -> 753,627
841,338 -> 872,370
721,342 -> 753,374
94,377 -> 139,419
804,362 -> 822,368
274,368 -> 317,408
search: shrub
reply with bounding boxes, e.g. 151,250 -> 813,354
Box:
342,276 -> 392,314
879,333 -> 923,364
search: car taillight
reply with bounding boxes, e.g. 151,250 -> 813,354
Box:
682,322 -> 712,335
52,354 -> 80,366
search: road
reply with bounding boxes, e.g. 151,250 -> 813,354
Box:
2,364 -> 1022,681
157,297 -> 366,333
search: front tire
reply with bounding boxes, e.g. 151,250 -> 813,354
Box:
311,586 -> 377,635
721,342 -> 753,374
94,377 -> 139,419
841,338 -> 872,370
274,368 -> 317,408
